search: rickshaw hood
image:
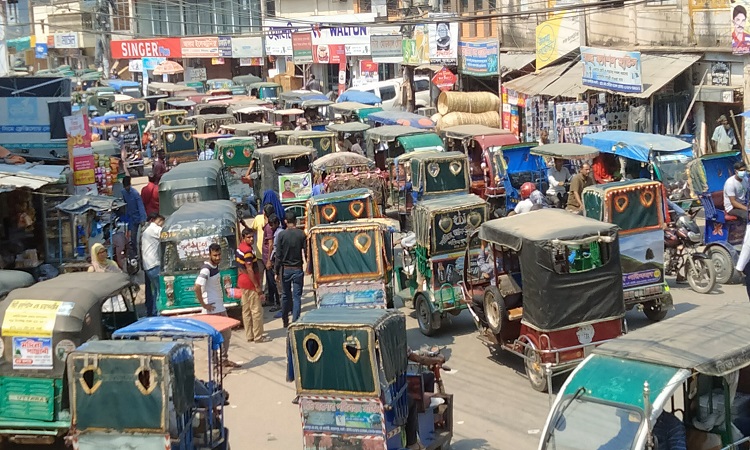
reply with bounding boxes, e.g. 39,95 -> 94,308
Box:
581,130 -> 692,163
160,200 -> 237,239
0,270 -> 34,299
113,316 -> 224,349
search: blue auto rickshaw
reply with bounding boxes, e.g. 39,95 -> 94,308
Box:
687,151 -> 745,284
289,308 -> 452,449
498,143 -> 547,215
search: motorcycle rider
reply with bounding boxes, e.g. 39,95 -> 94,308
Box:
508,182 -> 547,216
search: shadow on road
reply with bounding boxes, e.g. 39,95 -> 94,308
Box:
451,437 -> 500,450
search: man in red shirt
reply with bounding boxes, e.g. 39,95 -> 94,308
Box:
141,172 -> 160,216
236,228 -> 270,343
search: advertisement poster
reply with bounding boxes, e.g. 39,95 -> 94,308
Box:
458,40 -> 499,76
110,38 -> 181,59
181,37 -> 220,58
292,32 -> 314,64
314,44 -> 346,64
620,229 -> 664,289
580,47 -> 643,94
535,6 -> 580,70
358,60 -> 379,86
279,173 -> 312,202
432,67 -> 457,92
1,300 -> 64,338
218,36 -> 232,57
300,397 -> 383,435
231,37 -> 264,58
428,22 -> 459,65
403,25 -> 429,65
12,337 -> 53,370
733,1 -> 750,55
64,114 -> 95,187
176,235 -> 219,261
370,35 -> 403,63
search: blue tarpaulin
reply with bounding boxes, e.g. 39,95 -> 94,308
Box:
367,111 -> 436,129
113,317 -> 224,349
581,130 -> 692,163
337,90 -> 382,105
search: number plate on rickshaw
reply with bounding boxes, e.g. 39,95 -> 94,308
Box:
576,324 -> 595,345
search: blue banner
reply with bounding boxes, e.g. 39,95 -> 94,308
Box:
458,40 -> 498,76
35,43 -> 48,59
581,46 -> 643,94
218,36 -> 233,57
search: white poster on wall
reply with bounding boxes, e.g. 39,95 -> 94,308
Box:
428,22 -> 458,65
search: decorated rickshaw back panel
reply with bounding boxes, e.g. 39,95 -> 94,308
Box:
413,195 -> 487,255
311,226 -> 384,284
317,280 -> 388,308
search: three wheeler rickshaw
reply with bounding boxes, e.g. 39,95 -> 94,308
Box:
289,308 -> 453,450
583,179 -> 673,321
365,125 -> 444,171
220,123 -> 279,146
540,301 -> 750,450
367,110 -> 436,130
66,340 -> 197,450
151,109 -> 188,128
305,188 -> 381,230
193,103 -> 230,116
311,151 -> 387,210
158,98 -> 196,113
325,121 -> 371,151
227,103 -> 273,124
159,200 -> 240,315
246,81 -> 281,101
84,87 -> 115,116
247,145 -> 317,222
154,124 -> 198,167
395,194 -> 488,335
90,114 -> 145,176
308,219 -> 396,308
301,99 -> 333,130
276,129 -> 336,157
113,97 -> 151,135
214,136 -> 257,217
232,74 -> 261,90
112,316 -> 237,450
461,209 -> 625,392
147,82 -> 198,98
529,142 -> 600,208
329,101 -> 383,123
279,90 -> 328,109
158,160 -> 230,216
0,269 -> 34,300
195,132 -> 229,155
269,108 -> 304,129
207,77 -> 245,95
441,125 -> 520,200
687,151 -> 745,284
190,113 -> 237,134
582,130 -> 695,204
104,79 -> 142,98
0,272 -> 138,445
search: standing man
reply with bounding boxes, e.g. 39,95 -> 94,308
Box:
121,176 -> 147,256
276,210 -> 306,327
305,74 -> 323,92
711,115 -> 737,153
141,212 -> 164,317
566,163 -> 594,215
724,161 -> 749,222
195,243 -> 240,368
141,172 -> 160,216
236,229 -> 270,343
266,214 -> 282,313
251,204 -> 275,299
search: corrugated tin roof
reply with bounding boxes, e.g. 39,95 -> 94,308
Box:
620,53 -> 701,99
500,53 -> 536,76
0,163 -> 67,193
541,61 -> 587,98
502,60 -> 576,96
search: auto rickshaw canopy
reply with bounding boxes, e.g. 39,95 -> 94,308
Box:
478,209 -> 624,331
396,132 -> 444,152
442,124 -> 520,149
687,151 -> 741,196
158,159 -> 224,195
581,130 -> 693,163
221,122 -> 279,135
289,308 -> 407,397
0,270 -> 34,299
160,199 -> 237,240
530,142 -> 600,160
214,136 -> 257,167
583,179 -> 666,232
325,122 -> 371,134
365,125 -> 426,143
367,111 -> 436,129
311,152 -> 374,173
412,193 -> 487,255
114,316 -> 225,349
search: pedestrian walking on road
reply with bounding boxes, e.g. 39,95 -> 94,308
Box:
236,228 -> 270,343
141,212 -> 164,317
121,175 -> 147,257
141,172 -> 160,216
195,243 -> 240,368
264,214 -> 281,312
276,210 -> 306,327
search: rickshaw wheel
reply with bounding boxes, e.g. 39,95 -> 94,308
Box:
483,287 -> 507,335
416,294 -> 439,336
707,246 -> 737,285
643,301 -> 668,322
524,346 -> 548,393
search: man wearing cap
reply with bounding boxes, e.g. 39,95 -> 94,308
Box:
294,118 -> 311,131
712,115 -> 737,153
724,161 -> 749,222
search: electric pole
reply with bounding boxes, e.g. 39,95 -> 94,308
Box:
94,0 -> 114,77
0,0 -> 9,76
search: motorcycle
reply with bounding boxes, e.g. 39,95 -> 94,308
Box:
664,208 -> 717,294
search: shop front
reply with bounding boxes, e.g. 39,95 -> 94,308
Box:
110,37 -> 183,85
502,49 -> 701,146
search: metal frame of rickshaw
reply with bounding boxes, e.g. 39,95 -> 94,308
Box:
113,316 -> 234,450
539,302 -> 750,450
495,143 -> 548,215
90,114 -> 145,176
528,142 -> 600,209
189,113 -> 237,135
461,209 -> 626,392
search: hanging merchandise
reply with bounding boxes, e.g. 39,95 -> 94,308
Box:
554,101 -> 598,143
523,97 -> 555,144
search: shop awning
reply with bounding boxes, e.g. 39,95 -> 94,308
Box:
540,61 -> 587,98
594,53 -> 702,99
500,53 -> 536,76
0,163 -> 67,193
502,60 -> 576,96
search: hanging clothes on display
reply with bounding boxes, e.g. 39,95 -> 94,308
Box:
628,105 -> 651,133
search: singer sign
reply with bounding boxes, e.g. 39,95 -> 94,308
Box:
110,38 -> 182,59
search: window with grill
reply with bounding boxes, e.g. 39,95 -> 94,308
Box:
112,0 -> 130,32
358,0 -> 372,13
266,0 -> 276,17
645,0 -> 676,5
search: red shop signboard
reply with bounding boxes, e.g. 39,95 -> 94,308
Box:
110,38 -> 182,59
432,67 -> 457,92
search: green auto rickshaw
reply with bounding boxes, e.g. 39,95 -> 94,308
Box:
246,81 -> 282,101
583,179 -> 673,322
365,125 -> 444,171
0,272 -> 138,445
158,159 -> 230,216
308,219 -> 396,308
159,200 -> 240,315
305,188 -> 381,231
219,123 -> 279,147
215,136 -> 257,217
276,129 -> 336,156
154,124 -> 198,166
190,113 -> 237,134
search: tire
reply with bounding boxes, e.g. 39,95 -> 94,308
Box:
416,294 -> 438,336
707,246 -> 737,285
643,300 -> 669,322
483,286 -> 508,335
687,257 -> 717,294
524,346 -> 548,393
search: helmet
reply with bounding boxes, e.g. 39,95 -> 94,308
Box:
676,215 -> 702,244
520,182 -> 536,199
664,229 -> 680,248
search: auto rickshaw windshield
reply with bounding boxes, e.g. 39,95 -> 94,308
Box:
654,154 -> 690,187
544,398 -> 643,450
275,155 -> 312,173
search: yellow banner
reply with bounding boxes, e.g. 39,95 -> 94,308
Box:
535,12 -> 580,70
73,169 -> 95,185
1,300 -> 63,338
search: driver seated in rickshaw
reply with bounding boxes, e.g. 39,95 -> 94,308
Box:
723,161 -> 748,223
508,182 -> 548,216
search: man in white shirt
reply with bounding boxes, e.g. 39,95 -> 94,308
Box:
712,115 -> 737,153
724,161 -> 748,222
198,142 -> 215,161
195,243 -> 239,368
546,158 -> 571,208
140,212 -> 164,317
508,182 -> 546,216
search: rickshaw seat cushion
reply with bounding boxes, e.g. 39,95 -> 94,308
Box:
725,213 -> 738,221
711,192 -> 724,211
498,274 -> 522,297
